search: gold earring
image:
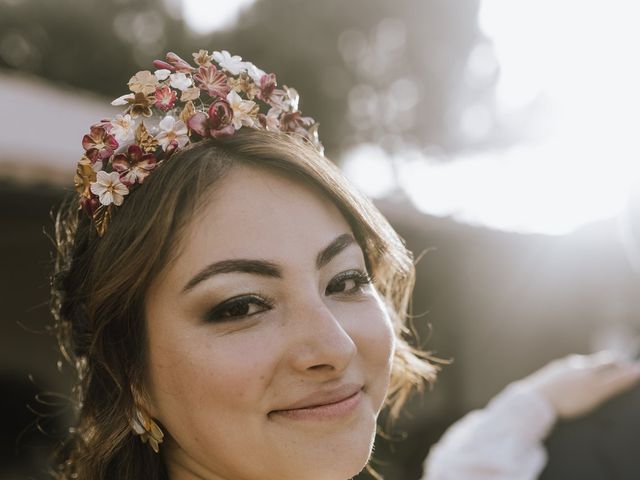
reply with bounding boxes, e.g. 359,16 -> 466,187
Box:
131,406 -> 164,453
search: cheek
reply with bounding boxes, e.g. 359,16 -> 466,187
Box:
339,296 -> 395,387
145,325 -> 279,428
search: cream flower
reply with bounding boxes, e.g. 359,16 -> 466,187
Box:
156,115 -> 189,151
128,70 -> 159,95
154,69 -> 171,81
170,72 -> 193,91
192,49 -> 213,67
227,90 -> 258,129
111,93 -> 134,106
180,86 -> 201,102
110,114 -> 135,143
90,171 -> 129,206
213,50 -> 246,75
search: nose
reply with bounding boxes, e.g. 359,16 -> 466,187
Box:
286,297 -> 358,377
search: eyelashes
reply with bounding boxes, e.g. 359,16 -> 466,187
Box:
325,269 -> 373,295
204,293 -> 275,323
203,269 -> 374,323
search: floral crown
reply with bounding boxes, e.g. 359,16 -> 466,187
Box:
74,49 -> 322,236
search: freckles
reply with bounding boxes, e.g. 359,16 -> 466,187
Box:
198,352 -> 266,404
356,311 -> 395,366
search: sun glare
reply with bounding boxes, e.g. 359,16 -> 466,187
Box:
181,0 -> 256,35
345,1 -> 640,235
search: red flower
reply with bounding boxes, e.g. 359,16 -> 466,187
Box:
258,73 -> 277,101
80,196 -> 100,217
188,99 -> 235,138
193,65 -> 230,99
112,144 -> 157,186
154,85 -> 177,112
82,126 -> 118,163
208,100 -> 234,133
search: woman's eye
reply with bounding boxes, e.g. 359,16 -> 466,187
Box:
205,295 -> 272,323
326,270 -> 373,295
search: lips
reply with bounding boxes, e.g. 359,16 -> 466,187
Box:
270,383 -> 364,419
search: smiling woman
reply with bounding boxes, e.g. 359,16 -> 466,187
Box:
49,49 -> 437,478
143,162 -> 397,479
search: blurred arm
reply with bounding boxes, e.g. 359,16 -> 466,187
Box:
421,382 -> 555,480
421,352 -> 640,480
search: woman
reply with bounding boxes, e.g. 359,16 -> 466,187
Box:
50,49 -> 436,479
50,47 -> 639,480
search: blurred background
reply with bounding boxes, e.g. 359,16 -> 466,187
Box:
1,0 -> 640,478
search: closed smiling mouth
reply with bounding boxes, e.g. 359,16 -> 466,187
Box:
269,383 -> 364,421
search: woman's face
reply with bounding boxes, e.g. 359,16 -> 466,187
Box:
144,165 -> 395,480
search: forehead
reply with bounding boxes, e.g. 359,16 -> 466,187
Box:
177,164 -> 354,270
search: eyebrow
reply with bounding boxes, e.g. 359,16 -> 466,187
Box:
315,233 -> 355,270
182,259 -> 281,293
181,233 -> 357,294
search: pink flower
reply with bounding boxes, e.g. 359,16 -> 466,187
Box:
154,85 -> 177,112
257,107 -> 281,132
193,65 -> 230,99
165,52 -> 194,73
153,59 -> 175,72
112,144 -> 158,186
90,171 -> 129,206
92,119 -> 113,132
270,86 -> 299,112
258,73 -> 277,101
82,126 -> 118,163
188,99 -> 235,138
279,111 -> 315,134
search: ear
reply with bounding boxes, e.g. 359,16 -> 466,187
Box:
130,383 -> 158,418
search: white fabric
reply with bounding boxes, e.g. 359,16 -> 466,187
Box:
421,382 -> 557,480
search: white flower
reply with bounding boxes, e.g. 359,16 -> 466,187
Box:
154,69 -> 171,81
227,90 -> 258,129
213,50 -> 246,75
282,87 -> 299,111
156,115 -> 189,151
244,61 -> 266,84
111,93 -> 134,106
169,72 -> 193,91
90,171 -> 129,206
110,114 -> 135,144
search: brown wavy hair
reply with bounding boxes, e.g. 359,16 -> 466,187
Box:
49,129 -> 437,479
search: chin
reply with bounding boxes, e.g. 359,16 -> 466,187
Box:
293,413 -> 378,480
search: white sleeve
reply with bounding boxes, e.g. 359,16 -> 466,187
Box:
421,382 -> 557,480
